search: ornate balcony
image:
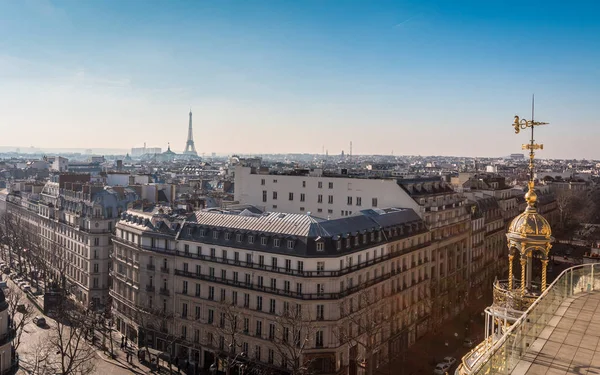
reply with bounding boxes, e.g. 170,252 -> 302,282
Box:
492,280 -> 541,311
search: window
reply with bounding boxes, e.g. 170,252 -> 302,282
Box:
195,265 -> 201,276
270,278 -> 277,290
244,318 -> 249,332
213,231 -> 219,239
317,261 -> 325,274
269,299 -> 276,313
182,281 -> 188,294
273,179 -> 278,183
284,281 -> 290,293
316,330 -> 324,347
273,239 -> 280,247
195,306 -> 201,320
256,320 -> 262,335
221,269 -> 227,280
258,276 -> 264,288
209,267 -> 215,278
255,345 -> 261,360
234,252 -> 240,263
318,194 -> 323,203
256,296 -> 263,311
183,263 -> 189,272
316,242 -> 324,252
328,182 -> 333,189
248,235 -> 255,245
182,303 -> 188,318
328,196 -> 333,204
273,191 -> 278,200
317,283 -> 324,296
317,305 -> 324,320
236,233 -> 242,242
261,237 -> 268,246
245,273 -> 251,285
94,237 -> 99,246
347,196 -> 352,205
233,272 -> 239,283
296,283 -> 303,294
93,263 -> 99,273
181,325 -> 187,338
300,193 -> 305,202
261,178 -> 265,185
289,192 -> 294,201
287,240 -> 294,249
244,293 -> 250,307
298,261 -> 304,272
225,232 -> 231,241
208,286 -> 214,300
318,181 -> 323,188
195,283 -> 201,296
302,181 -> 306,188
259,255 -> 265,268
184,244 -> 189,254
357,197 -> 362,206
208,309 -> 214,324
372,198 -> 378,207
272,257 -> 278,269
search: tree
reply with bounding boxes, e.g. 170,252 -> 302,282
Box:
0,214 -> 28,273
21,338 -> 53,375
5,284 -> 34,351
45,300 -> 97,375
98,296 -> 115,358
134,303 -> 178,372
272,304 -> 316,375
337,290 -> 387,375
212,300 -> 247,375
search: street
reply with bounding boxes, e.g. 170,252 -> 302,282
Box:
7,277 -> 135,375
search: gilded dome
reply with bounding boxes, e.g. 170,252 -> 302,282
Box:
507,209 -> 552,240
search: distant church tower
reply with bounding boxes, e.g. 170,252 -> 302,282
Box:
184,109 -> 198,156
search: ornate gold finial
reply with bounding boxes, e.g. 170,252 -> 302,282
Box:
512,96 -> 549,209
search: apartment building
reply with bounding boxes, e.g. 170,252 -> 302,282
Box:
2,174 -> 137,308
467,201 -> 486,298
398,179 -> 471,323
233,165 -> 421,220
111,205 -> 432,374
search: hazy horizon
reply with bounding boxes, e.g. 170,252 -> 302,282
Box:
2,0 -> 599,159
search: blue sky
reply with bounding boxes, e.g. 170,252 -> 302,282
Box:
1,0 -> 599,158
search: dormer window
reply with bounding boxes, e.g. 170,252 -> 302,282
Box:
225,233 -> 231,241
337,240 -> 342,251
199,229 -> 206,237
273,239 -> 281,248
354,236 -> 359,246
236,234 -> 242,242
287,240 -> 294,250
213,231 -> 219,240
346,239 -> 351,249
248,235 -> 255,244
261,237 -> 268,246
316,242 -> 324,252
371,232 -> 375,241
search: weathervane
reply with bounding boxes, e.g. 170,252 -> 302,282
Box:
512,95 -> 549,203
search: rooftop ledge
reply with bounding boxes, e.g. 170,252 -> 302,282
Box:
457,263 -> 600,375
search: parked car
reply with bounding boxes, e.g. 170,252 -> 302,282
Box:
434,363 -> 451,375
33,316 -> 46,327
22,285 -> 31,293
463,338 -> 475,348
443,357 -> 457,366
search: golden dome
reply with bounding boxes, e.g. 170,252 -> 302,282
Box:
507,208 -> 552,240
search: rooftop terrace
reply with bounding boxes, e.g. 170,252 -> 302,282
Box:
459,264 -> 600,375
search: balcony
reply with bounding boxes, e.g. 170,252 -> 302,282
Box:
159,288 -> 170,296
146,264 -> 155,271
160,267 -> 169,274
145,285 -> 155,293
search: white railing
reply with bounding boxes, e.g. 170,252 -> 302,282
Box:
465,263 -> 600,375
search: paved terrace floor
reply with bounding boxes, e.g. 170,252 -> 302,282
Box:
512,291 -> 600,375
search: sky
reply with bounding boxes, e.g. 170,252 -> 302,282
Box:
1,0 -> 599,159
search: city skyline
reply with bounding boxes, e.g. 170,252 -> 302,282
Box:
1,0 -> 599,158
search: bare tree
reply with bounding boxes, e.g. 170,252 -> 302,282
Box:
21,338 -> 53,375
45,300 -> 97,375
98,296 -> 115,358
273,304 -> 316,375
5,284 -> 34,351
1,214 -> 27,273
212,300 -> 247,375
134,304 -> 178,372
337,290 -> 387,375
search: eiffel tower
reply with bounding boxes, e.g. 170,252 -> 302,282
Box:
183,109 -> 198,156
